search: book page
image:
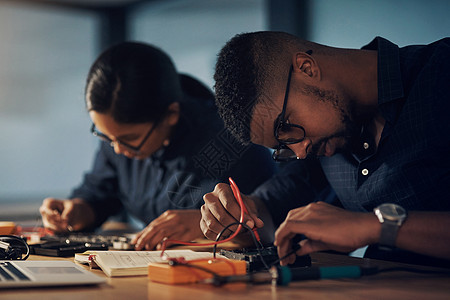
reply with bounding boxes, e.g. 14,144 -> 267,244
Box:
94,250 -> 220,268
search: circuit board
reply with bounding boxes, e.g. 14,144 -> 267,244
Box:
29,233 -> 135,257
219,245 -> 311,272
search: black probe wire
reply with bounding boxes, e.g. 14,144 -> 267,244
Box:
165,221 -> 271,285
212,221 -> 303,270
169,221 -> 269,285
212,221 -> 305,269
268,243 -> 302,268
212,222 -> 271,271
175,222 -> 267,285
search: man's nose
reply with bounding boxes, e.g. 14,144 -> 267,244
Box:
288,139 -> 311,159
112,141 -> 136,158
112,141 -> 125,155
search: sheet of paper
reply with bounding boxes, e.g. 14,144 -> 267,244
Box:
94,250 -> 219,268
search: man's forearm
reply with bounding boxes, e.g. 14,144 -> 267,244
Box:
396,211 -> 450,260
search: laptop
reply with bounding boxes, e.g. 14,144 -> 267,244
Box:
0,260 -> 106,288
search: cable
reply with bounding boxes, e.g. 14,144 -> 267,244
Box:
156,176 -> 272,283
268,243 -> 301,268
159,177 -> 250,259
0,235 -> 30,260
212,222 -> 241,258
229,177 -> 261,245
212,222 -> 270,270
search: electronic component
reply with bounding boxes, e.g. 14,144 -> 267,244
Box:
30,232 -> 135,256
46,233 -> 134,248
148,259 -> 247,284
219,245 -> 311,272
30,240 -> 108,257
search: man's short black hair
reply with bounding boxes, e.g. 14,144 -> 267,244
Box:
214,31 -> 304,145
214,33 -> 259,145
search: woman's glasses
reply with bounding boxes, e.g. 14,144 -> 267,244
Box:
90,121 -> 158,155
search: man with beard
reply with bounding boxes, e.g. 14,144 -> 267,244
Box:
200,31 -> 450,267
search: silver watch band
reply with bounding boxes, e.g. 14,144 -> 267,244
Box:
379,219 -> 400,248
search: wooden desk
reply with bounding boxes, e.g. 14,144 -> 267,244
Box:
1,252 -> 449,300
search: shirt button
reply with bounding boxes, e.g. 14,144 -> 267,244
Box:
361,168 -> 369,176
363,142 -> 370,150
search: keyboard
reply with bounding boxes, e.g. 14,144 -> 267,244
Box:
0,262 -> 30,282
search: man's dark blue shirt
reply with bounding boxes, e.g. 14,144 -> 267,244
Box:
321,36 -> 450,212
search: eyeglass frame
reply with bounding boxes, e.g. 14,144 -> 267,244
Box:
90,119 -> 159,155
272,51 -> 312,161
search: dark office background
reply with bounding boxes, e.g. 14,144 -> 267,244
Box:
0,0 -> 449,221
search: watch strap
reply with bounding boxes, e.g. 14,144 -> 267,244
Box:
379,220 -> 400,249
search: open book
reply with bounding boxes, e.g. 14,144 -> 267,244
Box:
76,250 -> 224,277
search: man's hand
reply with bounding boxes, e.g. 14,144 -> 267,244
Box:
274,201 -> 379,265
200,183 -> 264,242
39,197 -> 95,233
132,209 -> 203,250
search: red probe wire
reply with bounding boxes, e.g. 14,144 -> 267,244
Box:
159,177 -> 260,258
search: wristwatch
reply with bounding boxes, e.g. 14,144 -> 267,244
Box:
373,203 -> 407,248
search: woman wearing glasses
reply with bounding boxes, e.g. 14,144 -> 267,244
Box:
39,42 -> 275,250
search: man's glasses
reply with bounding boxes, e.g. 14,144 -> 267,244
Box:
91,121 -> 158,155
272,65 -> 307,161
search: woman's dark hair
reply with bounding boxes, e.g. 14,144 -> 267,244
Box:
85,41 -> 182,123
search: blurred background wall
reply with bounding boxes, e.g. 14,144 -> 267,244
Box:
0,0 -> 449,220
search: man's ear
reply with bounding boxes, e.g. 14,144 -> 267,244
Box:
292,51 -> 320,80
165,102 -> 180,126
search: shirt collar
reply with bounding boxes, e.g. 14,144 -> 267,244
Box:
362,37 -> 405,127
362,37 -> 404,106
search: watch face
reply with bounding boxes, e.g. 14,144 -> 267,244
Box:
379,203 -> 407,219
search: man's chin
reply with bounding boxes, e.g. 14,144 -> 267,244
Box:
333,138 -> 352,155
123,153 -> 144,160
310,139 -> 327,157
324,140 -> 334,157
133,154 -> 149,160
313,137 -> 350,157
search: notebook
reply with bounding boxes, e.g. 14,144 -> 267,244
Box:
0,260 -> 106,288
83,249 -> 227,277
